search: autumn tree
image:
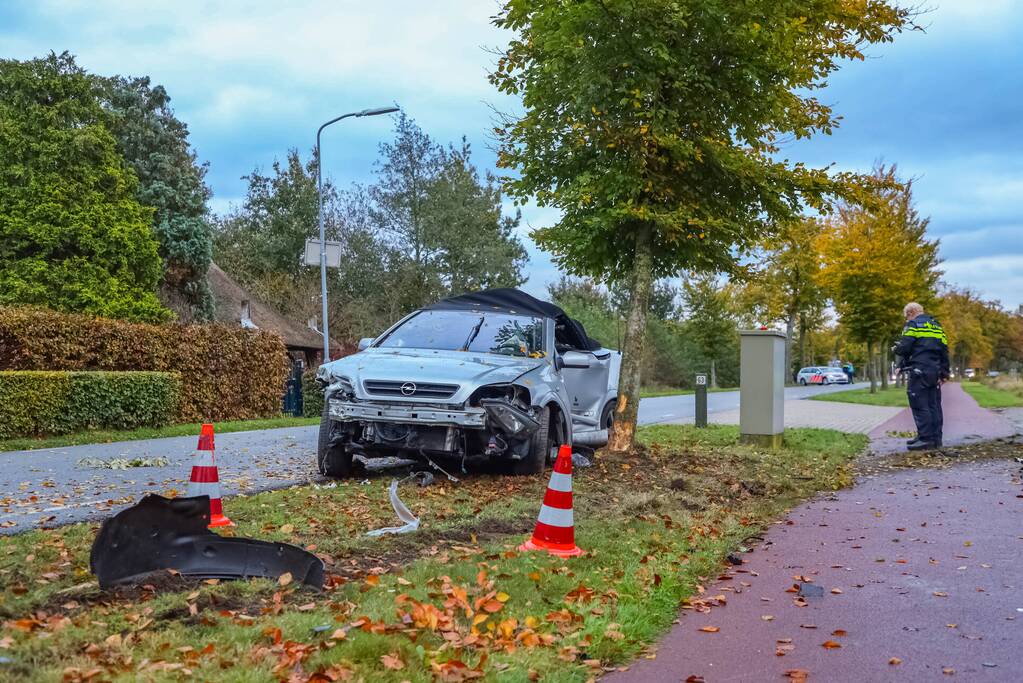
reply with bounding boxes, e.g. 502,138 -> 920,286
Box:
0,53 -> 168,322
490,0 -> 916,451
819,167 -> 941,392
739,218 -> 828,380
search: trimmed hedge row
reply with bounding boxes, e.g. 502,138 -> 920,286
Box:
0,371 -> 179,438
302,369 -> 324,418
0,306 -> 290,422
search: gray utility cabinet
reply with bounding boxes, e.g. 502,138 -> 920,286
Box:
739,329 -> 786,448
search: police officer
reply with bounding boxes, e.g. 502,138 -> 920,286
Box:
892,302 -> 950,450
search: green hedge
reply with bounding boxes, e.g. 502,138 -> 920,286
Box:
302,370 -> 324,418
0,371 -> 180,438
0,306 -> 290,422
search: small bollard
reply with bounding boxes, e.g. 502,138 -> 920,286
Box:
695,373 -> 708,427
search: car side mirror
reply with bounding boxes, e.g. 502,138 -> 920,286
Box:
357,337 -> 374,351
560,350 -> 592,369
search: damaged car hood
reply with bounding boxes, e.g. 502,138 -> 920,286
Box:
320,348 -> 544,403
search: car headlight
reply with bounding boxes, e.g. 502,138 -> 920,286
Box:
480,399 -> 539,437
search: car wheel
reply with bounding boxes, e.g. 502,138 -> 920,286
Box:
600,400 -> 616,431
512,405 -> 552,476
799,378 -> 806,386
822,377 -> 830,385
318,402 -> 356,478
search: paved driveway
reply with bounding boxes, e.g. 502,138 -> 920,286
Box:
1,382 -> 869,534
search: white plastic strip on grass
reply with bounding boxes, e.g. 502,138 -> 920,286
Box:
366,479 -> 420,536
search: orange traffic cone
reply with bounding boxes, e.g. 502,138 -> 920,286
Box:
188,423 -> 233,528
519,444 -> 583,557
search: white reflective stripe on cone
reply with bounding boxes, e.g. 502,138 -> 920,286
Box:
547,471 -> 573,493
188,482 -> 220,496
538,504 -> 574,528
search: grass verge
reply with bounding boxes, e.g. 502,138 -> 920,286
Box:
0,424 -> 865,682
0,416 -> 319,453
960,380 -> 1023,408
808,385 -> 908,407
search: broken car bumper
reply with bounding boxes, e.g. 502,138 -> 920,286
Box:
329,399 -> 487,428
90,495 -> 324,589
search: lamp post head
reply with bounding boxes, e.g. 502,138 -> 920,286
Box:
357,105 -> 400,117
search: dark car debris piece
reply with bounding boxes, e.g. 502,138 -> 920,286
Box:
90,495 -> 324,589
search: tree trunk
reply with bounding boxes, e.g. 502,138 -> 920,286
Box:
867,340 -> 877,394
798,312 -> 808,368
880,342 -> 889,390
784,310 -> 796,384
608,222 -> 654,454
710,359 -> 718,389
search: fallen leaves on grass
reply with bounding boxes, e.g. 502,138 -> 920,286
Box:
380,652 -> 404,670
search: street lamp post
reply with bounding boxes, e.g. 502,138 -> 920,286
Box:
316,106 -> 399,362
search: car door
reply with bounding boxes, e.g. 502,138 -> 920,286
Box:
561,349 -> 613,433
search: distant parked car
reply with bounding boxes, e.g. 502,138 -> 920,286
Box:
964,368 -> 976,378
987,370 -> 1001,378
796,366 -> 850,386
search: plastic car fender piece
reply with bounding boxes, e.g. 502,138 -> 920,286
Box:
366,479 -> 420,536
90,495 -> 324,589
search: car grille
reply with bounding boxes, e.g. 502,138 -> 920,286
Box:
362,380 -> 459,399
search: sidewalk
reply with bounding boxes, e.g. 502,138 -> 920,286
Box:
607,383 -> 1023,682
671,399 -> 903,434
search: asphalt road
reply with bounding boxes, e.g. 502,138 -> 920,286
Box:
0,382 -> 867,534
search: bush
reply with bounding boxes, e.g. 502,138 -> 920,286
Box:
302,370 -> 324,418
0,306 -> 290,422
0,371 -> 179,438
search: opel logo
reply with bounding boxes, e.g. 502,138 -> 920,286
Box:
400,382 -> 417,396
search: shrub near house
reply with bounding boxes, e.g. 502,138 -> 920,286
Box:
0,306 -> 289,426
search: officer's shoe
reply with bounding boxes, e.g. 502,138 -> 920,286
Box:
906,437 -> 920,445
907,439 -> 938,451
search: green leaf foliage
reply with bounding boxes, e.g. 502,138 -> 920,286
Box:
0,52 -> 169,323
96,75 -> 216,321
0,306 -> 290,423
0,370 -> 179,439
490,0 -> 917,280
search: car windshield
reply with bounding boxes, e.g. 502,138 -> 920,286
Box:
375,310 -> 545,357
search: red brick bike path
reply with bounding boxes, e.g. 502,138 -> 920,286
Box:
606,386 -> 1023,683
868,382 -> 1017,454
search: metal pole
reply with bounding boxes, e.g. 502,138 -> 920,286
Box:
695,373 -> 708,428
315,106 -> 399,363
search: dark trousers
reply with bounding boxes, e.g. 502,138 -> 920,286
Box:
907,367 -> 943,443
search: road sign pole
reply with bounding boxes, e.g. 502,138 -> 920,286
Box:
695,373 -> 708,428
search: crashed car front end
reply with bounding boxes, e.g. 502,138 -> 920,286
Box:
317,365 -> 546,466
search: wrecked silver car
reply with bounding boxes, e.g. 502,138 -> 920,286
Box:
315,289 -> 620,477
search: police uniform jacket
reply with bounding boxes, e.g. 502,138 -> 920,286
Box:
892,313 -> 950,378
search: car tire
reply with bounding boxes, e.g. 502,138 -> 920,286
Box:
512,405 -> 552,476
799,378 -> 806,386
318,402 -> 356,478
822,377 -> 830,385
600,400 -> 616,431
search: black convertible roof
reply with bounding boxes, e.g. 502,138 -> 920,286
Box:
425,288 -> 601,351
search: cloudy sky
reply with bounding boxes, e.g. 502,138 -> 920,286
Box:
2,0 -> 1021,309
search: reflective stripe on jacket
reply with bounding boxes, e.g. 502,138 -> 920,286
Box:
892,313 -> 950,377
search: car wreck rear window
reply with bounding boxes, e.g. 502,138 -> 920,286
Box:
376,310 -> 544,357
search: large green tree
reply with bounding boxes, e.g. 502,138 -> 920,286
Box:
490,0 -> 915,451
371,115 -> 526,311
96,75 -> 215,321
0,53 -> 168,322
